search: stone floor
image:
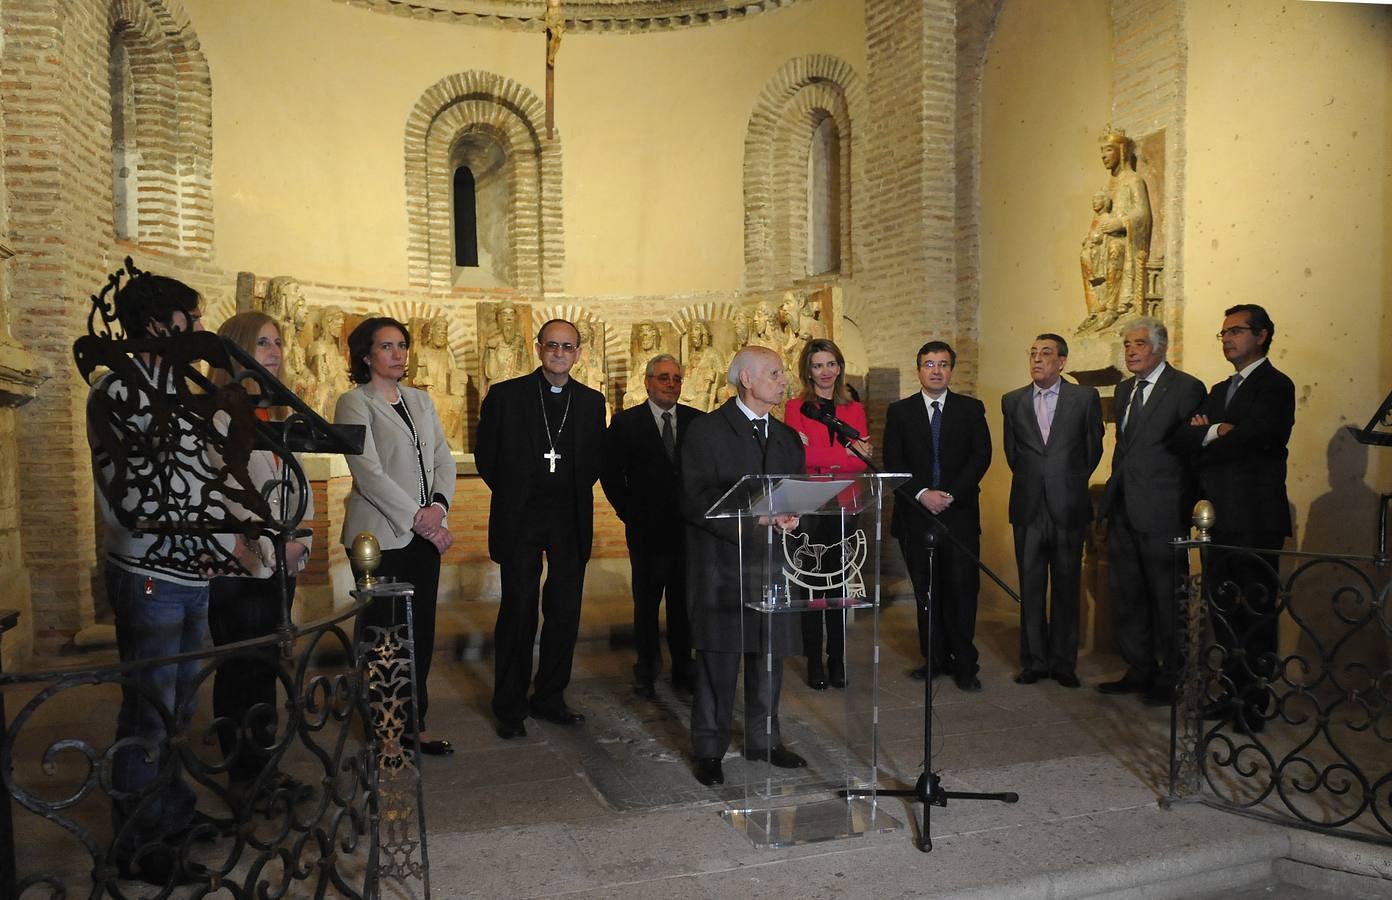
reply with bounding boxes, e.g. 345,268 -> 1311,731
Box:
4,558 -> 1391,898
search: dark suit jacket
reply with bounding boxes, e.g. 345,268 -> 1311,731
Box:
682,398 -> 805,654
1099,364 -> 1206,535
883,390 -> 992,540
599,400 -> 701,553
1002,379 -> 1104,529
1175,358 -> 1294,537
475,368 -> 607,563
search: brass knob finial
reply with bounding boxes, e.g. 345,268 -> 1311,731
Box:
1192,500 -> 1215,542
349,532 -> 382,588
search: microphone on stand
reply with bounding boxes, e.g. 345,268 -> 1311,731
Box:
800,401 -> 863,445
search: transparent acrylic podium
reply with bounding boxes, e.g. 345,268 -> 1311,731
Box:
704,471 -> 908,848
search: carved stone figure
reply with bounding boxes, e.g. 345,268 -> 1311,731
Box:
260,276 -> 312,407
308,305 -> 351,421
1078,126 -> 1152,333
408,315 -> 468,450
622,320 -> 666,410
570,318 -> 610,412
481,300 -> 532,393
748,301 -> 780,352
679,319 -> 723,412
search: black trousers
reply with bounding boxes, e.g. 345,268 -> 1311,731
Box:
361,534 -> 441,735
1013,510 -> 1085,675
1107,510 -> 1185,685
492,513 -> 586,723
799,516 -> 846,669
1206,529 -> 1283,712
628,543 -> 692,684
208,574 -> 295,783
690,650 -> 783,758
900,524 -> 981,678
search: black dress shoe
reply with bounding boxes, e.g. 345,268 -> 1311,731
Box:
671,674 -> 694,695
828,658 -> 846,689
1053,671 -> 1081,689
745,745 -> 808,768
807,672 -> 829,691
117,845 -> 206,887
1097,675 -> 1150,695
634,682 -> 657,700
531,706 -> 585,726
908,665 -> 929,680
954,673 -> 982,693
694,757 -> 724,786
1014,669 -> 1046,685
495,719 -> 527,740
410,737 -> 454,756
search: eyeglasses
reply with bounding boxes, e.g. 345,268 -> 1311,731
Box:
649,373 -> 683,384
541,341 -> 579,353
1216,326 -> 1253,340
919,361 -> 952,370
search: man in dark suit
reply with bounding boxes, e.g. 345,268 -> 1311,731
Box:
1177,303 -> 1293,731
683,346 -> 807,786
600,353 -> 700,699
476,318 -> 607,739
1097,317 -> 1205,704
883,340 -> 992,691
1002,333 -> 1104,688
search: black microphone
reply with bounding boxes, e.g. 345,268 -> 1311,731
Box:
800,401 -> 862,444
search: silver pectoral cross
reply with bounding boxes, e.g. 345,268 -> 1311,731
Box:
544,449 -> 561,473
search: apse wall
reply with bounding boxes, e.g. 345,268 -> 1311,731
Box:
975,0 -> 1392,627
186,0 -> 868,296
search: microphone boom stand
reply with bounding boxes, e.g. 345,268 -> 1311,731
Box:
829,426 -> 1020,852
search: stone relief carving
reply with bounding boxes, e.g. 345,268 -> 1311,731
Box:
479,300 -> 534,394
1077,126 -> 1152,334
570,317 -> 610,415
678,319 -> 724,412
622,320 -> 677,410
305,305 -> 351,422
407,315 -> 469,451
259,276 -> 311,399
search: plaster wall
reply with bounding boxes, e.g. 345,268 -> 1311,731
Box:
976,0 -> 1112,597
1183,0 -> 1392,558
186,0 -> 867,296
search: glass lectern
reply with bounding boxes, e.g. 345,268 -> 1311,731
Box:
704,471 -> 908,847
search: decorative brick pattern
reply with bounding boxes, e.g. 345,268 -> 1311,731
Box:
332,0 -> 811,33
742,54 -> 865,292
404,71 -> 564,295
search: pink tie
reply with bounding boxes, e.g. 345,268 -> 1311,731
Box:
1035,390 -> 1051,443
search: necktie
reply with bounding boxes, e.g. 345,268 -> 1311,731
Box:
1124,379 -> 1148,436
1225,373 -> 1244,406
1035,390 -> 1051,443
752,418 -> 767,450
661,411 -> 676,461
929,400 -> 942,489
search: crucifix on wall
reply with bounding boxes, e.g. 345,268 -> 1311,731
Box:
544,0 -> 564,139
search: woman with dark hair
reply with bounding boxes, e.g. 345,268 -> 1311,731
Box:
335,316 -> 457,755
781,338 -> 872,690
208,310 -> 314,805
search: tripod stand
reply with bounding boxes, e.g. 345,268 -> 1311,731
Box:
827,427 -> 1020,852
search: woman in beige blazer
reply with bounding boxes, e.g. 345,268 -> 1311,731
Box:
210,311 -> 315,799
336,316 -> 458,755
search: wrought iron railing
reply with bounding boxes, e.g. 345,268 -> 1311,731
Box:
1167,534 -> 1392,844
0,595 -> 430,898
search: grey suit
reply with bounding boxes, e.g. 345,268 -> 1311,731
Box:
1099,364 -> 1205,686
1002,379 -> 1103,675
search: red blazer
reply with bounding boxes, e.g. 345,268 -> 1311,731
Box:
782,397 -> 869,476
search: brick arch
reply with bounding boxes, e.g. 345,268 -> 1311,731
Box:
405,71 -> 563,294
743,55 -> 864,292
108,0 -> 214,257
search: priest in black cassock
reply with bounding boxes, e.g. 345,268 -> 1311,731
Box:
476,318 -> 607,740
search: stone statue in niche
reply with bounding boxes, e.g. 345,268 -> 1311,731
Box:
748,301 -> 781,353
1077,126 -> 1152,333
480,300 -> 533,394
307,305 -> 352,421
259,276 -> 312,406
570,317 -> 610,416
407,315 -> 468,450
622,320 -> 674,410
714,310 -> 753,405
679,319 -> 723,412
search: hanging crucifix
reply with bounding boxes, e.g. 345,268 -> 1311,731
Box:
544,0 -> 564,139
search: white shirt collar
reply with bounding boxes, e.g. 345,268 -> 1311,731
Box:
647,398 -> 677,430
1235,357 -> 1268,380
734,395 -> 765,422
920,388 -> 948,410
1134,360 -> 1168,384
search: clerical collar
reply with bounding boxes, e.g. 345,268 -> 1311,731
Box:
536,369 -> 570,394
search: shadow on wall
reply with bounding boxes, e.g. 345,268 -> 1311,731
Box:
1292,427 -> 1389,677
